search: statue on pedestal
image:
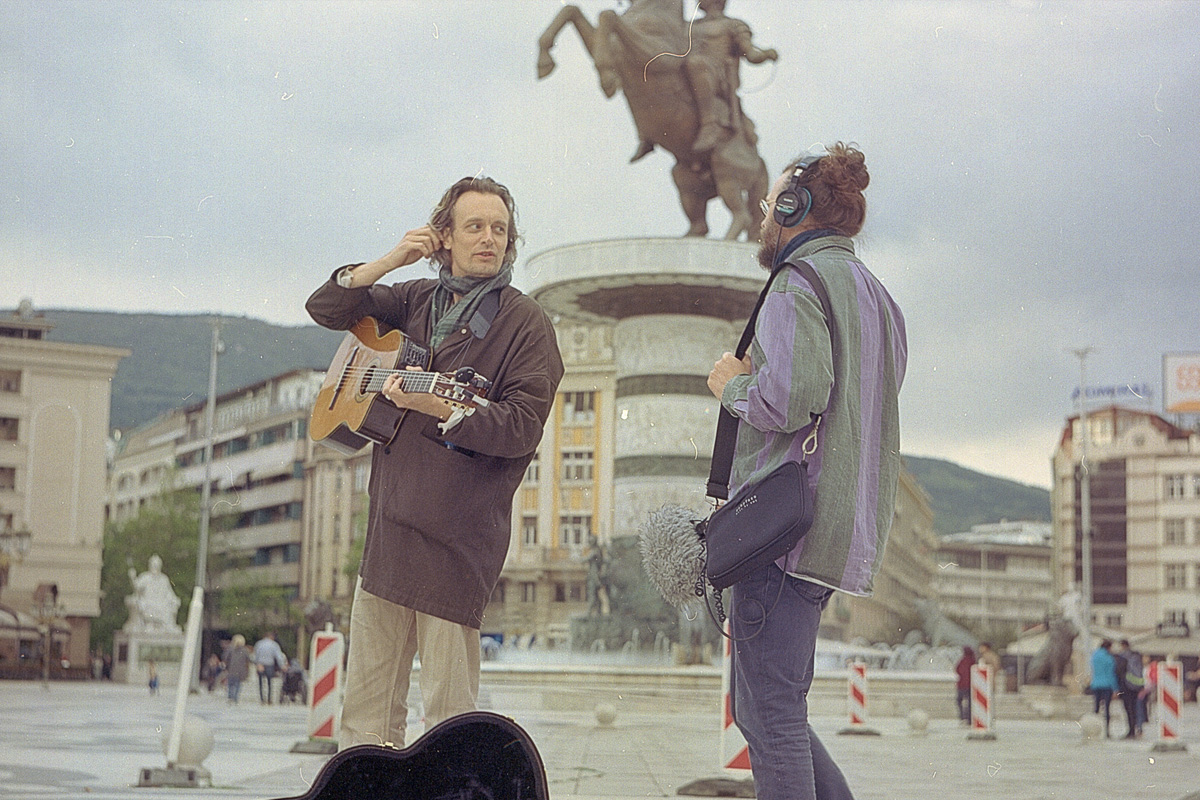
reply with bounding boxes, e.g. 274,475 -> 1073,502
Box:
1026,590 -> 1083,686
123,555 -> 182,633
537,0 -> 775,240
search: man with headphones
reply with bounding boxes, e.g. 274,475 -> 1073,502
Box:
707,144 -> 908,800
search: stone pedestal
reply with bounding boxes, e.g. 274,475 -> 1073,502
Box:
113,628 -> 185,688
1015,684 -> 1091,720
523,238 -> 763,538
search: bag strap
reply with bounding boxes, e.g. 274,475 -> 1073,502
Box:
705,254 -> 838,500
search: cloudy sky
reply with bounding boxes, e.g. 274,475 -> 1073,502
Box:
3,1 -> 1197,489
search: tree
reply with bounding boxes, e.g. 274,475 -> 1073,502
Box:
92,488 -> 200,653
214,582 -> 302,657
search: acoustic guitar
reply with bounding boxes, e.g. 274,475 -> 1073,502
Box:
274,711 -> 548,800
309,316 -> 491,455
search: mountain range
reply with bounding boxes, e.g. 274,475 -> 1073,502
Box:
37,308 -> 1050,536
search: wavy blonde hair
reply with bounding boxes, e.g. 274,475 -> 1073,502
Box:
427,176 -> 521,271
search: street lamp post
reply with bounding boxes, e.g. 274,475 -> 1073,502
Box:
34,584 -> 65,690
1072,346 -> 1096,656
189,320 -> 221,691
140,319 -> 221,788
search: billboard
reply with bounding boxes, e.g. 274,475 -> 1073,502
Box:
1163,353 -> 1200,414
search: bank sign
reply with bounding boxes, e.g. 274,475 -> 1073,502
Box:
1164,353 -> 1200,414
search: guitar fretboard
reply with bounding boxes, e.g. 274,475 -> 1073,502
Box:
350,367 -> 439,396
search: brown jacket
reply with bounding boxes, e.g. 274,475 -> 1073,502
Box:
307,271 -> 564,627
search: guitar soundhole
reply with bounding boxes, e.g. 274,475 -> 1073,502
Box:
357,359 -> 382,398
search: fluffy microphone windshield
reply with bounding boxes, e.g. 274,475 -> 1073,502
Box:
639,504 -> 707,609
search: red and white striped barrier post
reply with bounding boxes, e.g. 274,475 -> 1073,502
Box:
1152,660 -> 1188,753
291,625 -> 344,754
968,663 -> 996,740
720,622 -> 752,772
839,661 -> 880,736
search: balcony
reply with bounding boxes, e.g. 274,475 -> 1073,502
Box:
210,561 -> 299,592
214,479 -> 303,512
214,519 -> 301,553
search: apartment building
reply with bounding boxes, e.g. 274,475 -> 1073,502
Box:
0,304 -> 127,670
934,520 -> 1054,642
1051,405 -> 1200,656
110,369 -> 325,633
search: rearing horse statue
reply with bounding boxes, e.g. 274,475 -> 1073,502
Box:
537,0 -> 773,241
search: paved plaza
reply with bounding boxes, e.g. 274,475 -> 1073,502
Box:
0,677 -> 1198,800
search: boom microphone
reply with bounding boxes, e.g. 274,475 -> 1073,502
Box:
639,504 -> 707,609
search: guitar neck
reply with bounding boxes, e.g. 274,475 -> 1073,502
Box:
362,369 -> 439,395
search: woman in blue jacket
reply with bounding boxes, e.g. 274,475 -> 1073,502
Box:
1090,639 -> 1119,737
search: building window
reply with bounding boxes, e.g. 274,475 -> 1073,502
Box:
554,582 -> 567,602
0,370 -> 20,393
559,515 -> 591,548
1105,614 -> 1123,628
1164,563 -> 1187,590
562,391 -> 596,424
0,417 -> 17,441
524,454 -> 540,486
953,551 -> 981,570
561,450 -> 594,482
354,463 -> 369,492
521,582 -> 536,603
0,467 -> 15,491
1165,519 -> 1187,546
1165,609 -> 1188,625
1166,474 -> 1187,500
522,515 -> 538,546
985,552 -> 1007,571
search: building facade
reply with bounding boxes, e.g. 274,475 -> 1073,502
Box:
934,520 -> 1054,643
1051,406 -> 1200,640
0,305 -> 127,671
483,321 -> 614,644
110,368 -> 325,638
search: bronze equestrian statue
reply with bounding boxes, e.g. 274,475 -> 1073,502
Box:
538,0 -> 777,241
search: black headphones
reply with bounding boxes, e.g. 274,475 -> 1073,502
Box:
773,155 -> 824,228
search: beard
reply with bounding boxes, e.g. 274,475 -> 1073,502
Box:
757,221 -> 782,270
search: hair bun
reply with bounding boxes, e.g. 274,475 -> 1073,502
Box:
823,142 -> 869,194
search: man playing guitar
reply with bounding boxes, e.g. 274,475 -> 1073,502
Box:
306,176 -> 563,750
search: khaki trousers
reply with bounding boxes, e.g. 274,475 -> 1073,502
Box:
339,579 -> 480,749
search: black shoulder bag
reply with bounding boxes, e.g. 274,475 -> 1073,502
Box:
699,256 -> 837,629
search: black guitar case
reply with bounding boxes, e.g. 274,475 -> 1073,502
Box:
276,711 -> 548,800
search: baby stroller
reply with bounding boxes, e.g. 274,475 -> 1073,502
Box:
280,658 -> 307,704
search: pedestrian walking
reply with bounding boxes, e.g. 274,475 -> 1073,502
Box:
253,631 -> 288,705
1090,639 -> 1119,737
1114,639 -> 1144,738
224,634 -> 251,704
955,646 -> 975,724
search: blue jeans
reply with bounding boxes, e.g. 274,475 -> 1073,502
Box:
730,564 -> 854,800
258,664 -> 276,703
